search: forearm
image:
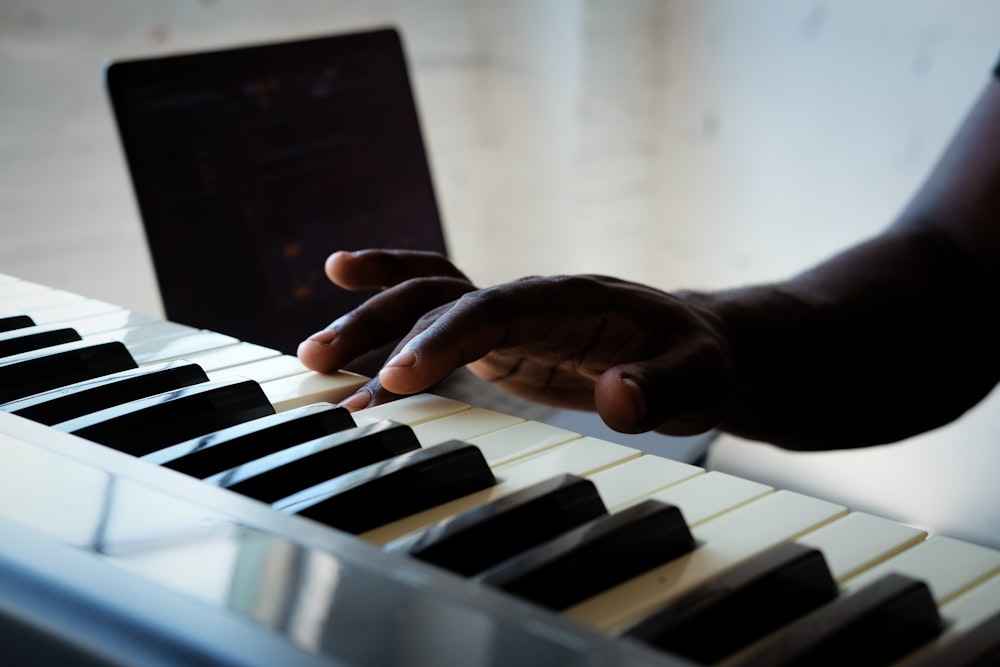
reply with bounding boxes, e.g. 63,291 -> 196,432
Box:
695,79 -> 1000,450
693,227 -> 1000,449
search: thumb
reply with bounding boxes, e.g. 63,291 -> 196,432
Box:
594,343 -> 731,435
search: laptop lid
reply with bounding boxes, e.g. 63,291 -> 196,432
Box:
105,28 -> 447,357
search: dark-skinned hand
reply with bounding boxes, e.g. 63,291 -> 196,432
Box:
297,249 -> 735,435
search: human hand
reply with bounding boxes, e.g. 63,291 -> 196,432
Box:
298,250 -> 734,435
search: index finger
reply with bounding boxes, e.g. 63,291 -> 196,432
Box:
326,249 -> 469,291
376,282 -> 553,394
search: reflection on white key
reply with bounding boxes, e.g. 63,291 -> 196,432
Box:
353,394 -> 468,426
586,455 -> 704,511
565,490 -> 847,630
0,290 -> 86,316
183,342 -> 281,372
260,371 -> 368,411
127,331 -> 239,365
29,299 -> 122,324
365,437 -> 642,547
69,309 -> 158,336
88,321 -> 195,350
206,354 -> 310,384
842,536 -> 1000,604
411,408 -> 523,447
0,281 -> 50,300
468,421 -> 580,466
796,511 -> 927,583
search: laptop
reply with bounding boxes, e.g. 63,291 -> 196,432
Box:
105,28 -> 447,359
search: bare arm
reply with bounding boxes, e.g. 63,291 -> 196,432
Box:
299,78 -> 1000,451
700,77 -> 1000,448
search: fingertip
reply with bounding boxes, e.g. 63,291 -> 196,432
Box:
338,387 -> 373,412
378,349 -> 439,394
297,331 -> 340,373
324,250 -> 355,284
595,372 -> 647,434
378,365 -> 419,394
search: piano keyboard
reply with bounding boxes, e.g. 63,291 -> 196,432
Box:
2,273 -> 999,667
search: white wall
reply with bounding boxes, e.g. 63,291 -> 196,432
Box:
3,0 -> 998,308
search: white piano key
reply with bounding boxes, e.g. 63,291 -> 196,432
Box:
565,490 -> 848,630
931,573 -> 1000,643
364,437 -> 642,547
795,511 -> 927,583
181,342 -> 281,373
411,407 -> 523,447
639,471 -> 774,526
27,298 -> 123,324
0,280 -> 50,300
0,289 -> 86,316
585,455 -> 705,511
68,309 -> 158,336
260,371 -> 368,412
206,354 -> 311,384
87,321 -> 196,350
842,535 -> 1000,604
496,437 -> 643,481
468,421 -> 581,466
353,393 -> 469,426
126,331 -> 240,365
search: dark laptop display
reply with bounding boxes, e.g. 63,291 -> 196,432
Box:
105,28 -> 447,356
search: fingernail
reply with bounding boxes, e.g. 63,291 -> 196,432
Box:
307,329 -> 337,345
338,388 -> 372,411
385,350 -> 417,369
620,376 -> 646,421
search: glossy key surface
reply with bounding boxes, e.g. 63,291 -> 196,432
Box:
0,325 -> 81,358
480,499 -> 696,611
0,340 -> 137,403
206,419 -> 421,503
623,542 -> 839,664
143,402 -> 357,477
0,315 -> 34,332
1,361 -> 209,425
54,378 -> 274,456
276,440 -> 496,535
406,474 -> 608,576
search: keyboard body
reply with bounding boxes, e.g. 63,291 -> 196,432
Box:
2,273 -> 999,667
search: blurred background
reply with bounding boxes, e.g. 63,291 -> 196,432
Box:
2,0 -> 999,545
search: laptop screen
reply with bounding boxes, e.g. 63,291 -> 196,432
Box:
105,28 -> 447,357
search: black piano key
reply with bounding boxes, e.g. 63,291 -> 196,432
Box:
906,608 -> 1000,667
623,541 -> 840,664
0,340 -> 137,403
144,402 -> 358,478
0,325 -> 81,358
478,499 -> 696,611
204,419 -> 420,502
274,440 -> 496,535
53,378 -> 274,456
1,360 -> 209,425
728,573 -> 943,667
403,474 -> 609,577
0,315 -> 35,332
